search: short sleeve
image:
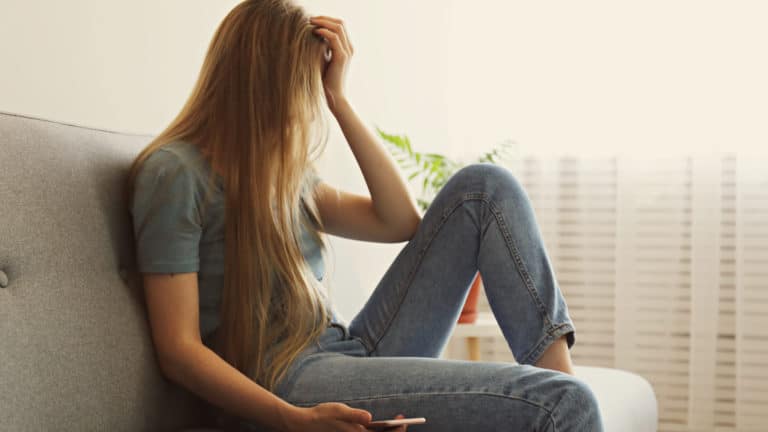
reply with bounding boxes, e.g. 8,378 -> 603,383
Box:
130,149 -> 203,274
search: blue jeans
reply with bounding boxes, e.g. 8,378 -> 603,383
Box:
226,163 -> 604,431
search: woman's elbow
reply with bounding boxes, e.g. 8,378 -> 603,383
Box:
156,350 -> 182,382
154,342 -> 196,383
395,213 -> 422,242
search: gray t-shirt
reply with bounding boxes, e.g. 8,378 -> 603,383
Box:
130,140 -> 337,344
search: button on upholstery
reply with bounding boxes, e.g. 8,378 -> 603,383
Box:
0,269 -> 8,288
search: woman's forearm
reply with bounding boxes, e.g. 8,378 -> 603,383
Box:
161,341 -> 300,431
330,97 -> 422,237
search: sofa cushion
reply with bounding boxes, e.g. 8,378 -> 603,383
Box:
0,112 -> 210,431
574,365 -> 658,432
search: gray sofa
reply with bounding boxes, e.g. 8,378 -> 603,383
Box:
0,111 -> 658,431
0,112 -> 216,431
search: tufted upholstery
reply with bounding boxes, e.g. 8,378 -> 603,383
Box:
0,112 -> 219,431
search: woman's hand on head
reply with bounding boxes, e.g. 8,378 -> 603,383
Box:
309,15 -> 353,112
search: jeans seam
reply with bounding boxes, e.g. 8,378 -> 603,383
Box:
482,192 -> 555,331
355,333 -> 376,355
291,390 -> 556,427
366,192 -> 486,355
366,188 -> 562,365
518,322 -> 576,365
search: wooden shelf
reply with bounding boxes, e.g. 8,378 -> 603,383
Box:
453,312 -> 503,360
453,312 -> 503,338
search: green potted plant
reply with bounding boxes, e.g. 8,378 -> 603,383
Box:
377,127 -> 517,324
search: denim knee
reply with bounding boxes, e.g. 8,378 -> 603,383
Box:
552,376 -> 604,431
449,163 -> 526,202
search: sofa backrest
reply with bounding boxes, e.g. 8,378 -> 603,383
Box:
0,112 -> 208,431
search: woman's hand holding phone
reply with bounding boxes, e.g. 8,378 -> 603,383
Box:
284,402 -> 409,431
285,402 -> 370,432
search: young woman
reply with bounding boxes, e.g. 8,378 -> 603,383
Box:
127,1 -> 604,431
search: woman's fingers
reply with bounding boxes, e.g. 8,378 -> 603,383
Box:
371,414 -> 408,431
334,421 -> 368,432
310,17 -> 350,53
312,27 -> 347,58
328,402 -> 372,425
395,414 -> 408,431
313,27 -> 349,61
312,15 -> 342,23
310,16 -> 353,56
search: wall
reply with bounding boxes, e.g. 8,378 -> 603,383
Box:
1,0 -> 766,319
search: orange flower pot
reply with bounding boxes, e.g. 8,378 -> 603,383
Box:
458,272 -> 483,324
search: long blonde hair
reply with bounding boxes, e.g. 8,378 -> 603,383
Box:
127,0 -> 332,392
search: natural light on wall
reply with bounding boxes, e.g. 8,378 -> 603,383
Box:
427,1 -> 768,159
413,2 -> 768,432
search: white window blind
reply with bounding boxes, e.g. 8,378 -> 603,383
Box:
455,154 -> 768,432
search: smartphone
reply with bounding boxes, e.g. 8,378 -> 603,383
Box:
367,417 -> 426,430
